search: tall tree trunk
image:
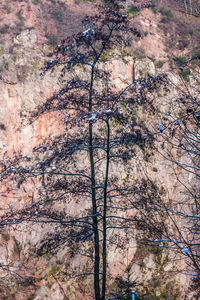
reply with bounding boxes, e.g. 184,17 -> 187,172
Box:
89,64 -> 100,300
101,117 -> 110,300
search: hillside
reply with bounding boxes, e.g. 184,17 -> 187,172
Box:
0,1 -> 200,299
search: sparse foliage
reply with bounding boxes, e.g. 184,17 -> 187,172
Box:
135,60 -> 200,284
0,1 -> 169,299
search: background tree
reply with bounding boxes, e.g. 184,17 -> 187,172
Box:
132,59 -> 200,291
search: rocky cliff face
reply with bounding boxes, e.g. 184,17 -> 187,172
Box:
0,1 -> 199,299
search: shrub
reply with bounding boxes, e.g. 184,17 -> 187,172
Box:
128,5 -> 140,15
47,35 -> 58,46
17,9 -> 24,21
3,3 -> 11,14
14,239 -> 22,254
144,30 -> 149,36
32,0 -> 40,4
0,47 -> 4,56
0,24 -> 10,34
159,7 -> 173,24
16,21 -> 25,33
155,60 -> 165,68
174,56 -> 187,65
27,295 -> 35,300
1,232 -> 10,240
160,16 -> 167,23
189,29 -> 193,36
52,10 -> 64,23
133,47 -> 146,59
181,68 -> 191,82
4,62 -> 9,70
151,6 -> 157,14
178,38 -> 190,50
159,7 -> 173,18
17,9 -> 25,21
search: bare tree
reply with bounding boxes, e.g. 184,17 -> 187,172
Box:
0,1 -> 169,299
133,60 -> 200,288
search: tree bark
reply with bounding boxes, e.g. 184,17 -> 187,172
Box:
89,63 -> 100,300
102,117 -> 110,300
